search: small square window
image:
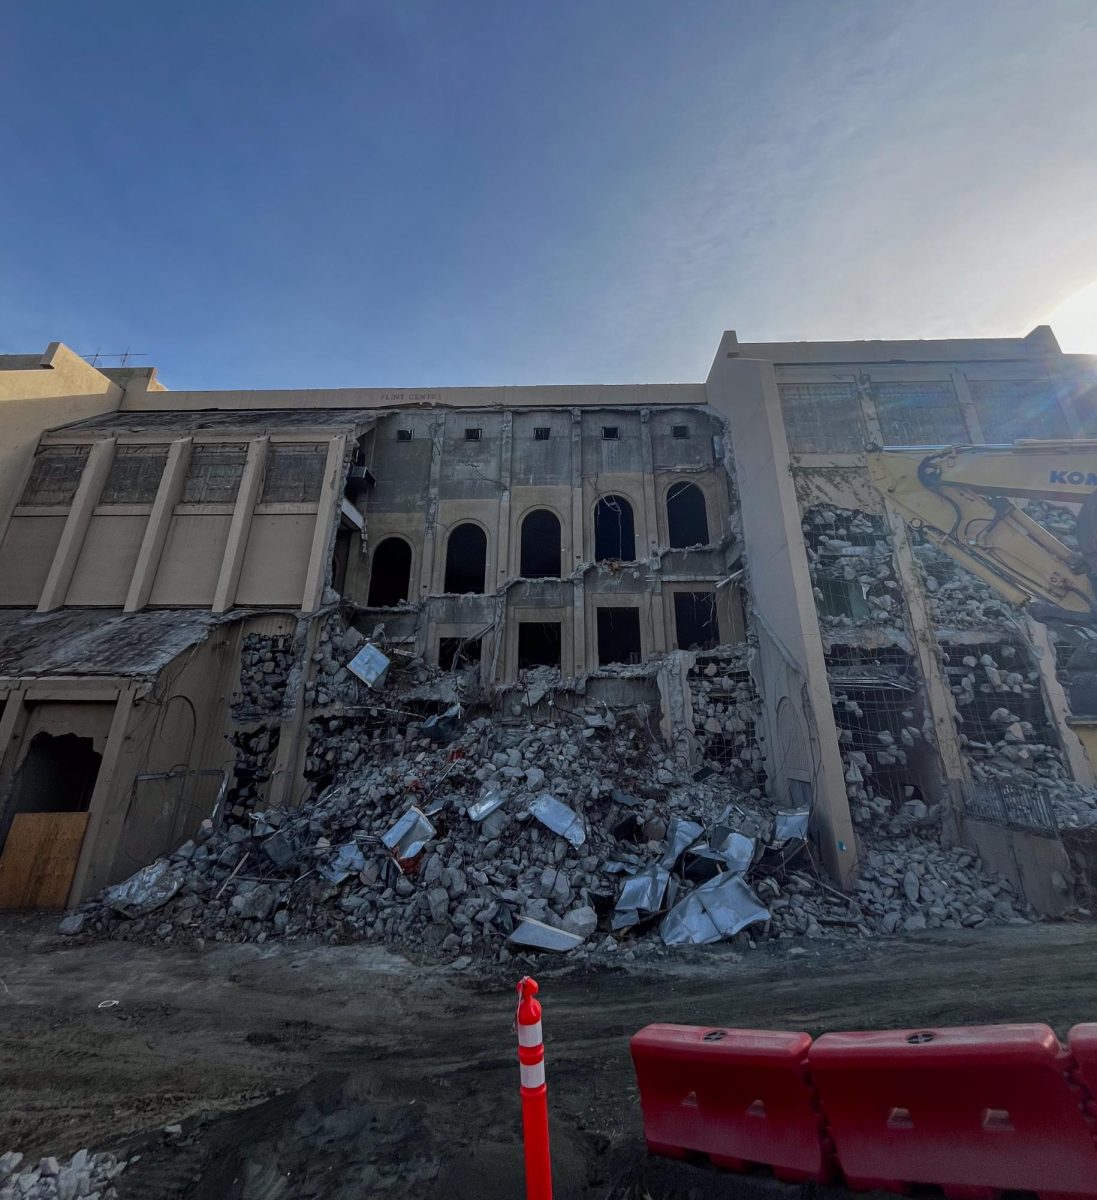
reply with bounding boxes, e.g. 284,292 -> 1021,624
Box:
396,429 -> 413,442
672,425 -> 690,439
464,427 -> 482,441
602,426 -> 620,441
534,427 -> 551,441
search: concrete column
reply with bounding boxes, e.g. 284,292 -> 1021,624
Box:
418,420 -> 445,597
125,438 -> 192,613
1026,615 -> 1095,786
706,346 -> 856,885
641,410 -> 668,653
69,684 -> 136,902
951,371 -> 985,442
0,686 -> 27,779
855,371 -> 884,445
569,410 -> 587,672
268,616 -> 321,809
212,438 -> 268,613
884,503 -> 969,795
497,412 -> 513,582
301,436 -> 348,612
37,438 -> 116,612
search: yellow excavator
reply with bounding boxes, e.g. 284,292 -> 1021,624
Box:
867,439 -> 1097,759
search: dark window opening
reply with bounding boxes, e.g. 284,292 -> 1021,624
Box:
396,429 -> 413,442
439,636 -> 482,671
331,527 -> 352,594
444,523 -> 487,593
181,444 -> 247,504
597,607 -> 642,666
261,443 -> 327,503
601,426 -> 620,441
101,445 -> 168,504
520,509 -> 562,577
518,622 -> 562,669
20,445 -> 90,507
367,537 -> 412,606
672,425 -> 690,439
534,427 -> 551,441
817,576 -> 870,620
666,482 -> 709,548
594,494 -> 636,561
674,592 -> 720,650
9,732 -> 101,817
464,427 -> 482,441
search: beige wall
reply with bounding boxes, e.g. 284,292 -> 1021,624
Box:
0,344 -> 121,537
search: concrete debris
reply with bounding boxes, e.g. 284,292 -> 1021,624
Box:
65,636 -> 1042,957
803,507 -> 902,631
688,649 -> 767,793
910,534 -> 1012,629
0,1149 -> 129,1200
943,642 -> 1068,784
232,631 -> 293,718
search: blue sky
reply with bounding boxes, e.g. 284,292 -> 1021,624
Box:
3,0 -> 1097,388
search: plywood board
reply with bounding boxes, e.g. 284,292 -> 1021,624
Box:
0,811 -> 90,909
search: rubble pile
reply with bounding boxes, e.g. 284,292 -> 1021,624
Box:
0,1150 -> 128,1200
910,535 -> 1013,629
802,507 -> 905,630
1049,783 -> 1097,829
304,615 -> 368,707
688,654 -> 766,793
942,643 -> 1068,784
851,839 -> 1030,932
232,631 -> 293,717
64,673 -> 1041,954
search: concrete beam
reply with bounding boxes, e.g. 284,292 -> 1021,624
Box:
125,438 -> 192,612
37,438 -> 115,612
706,347 -> 856,886
213,438 -> 268,613
301,435 -> 348,612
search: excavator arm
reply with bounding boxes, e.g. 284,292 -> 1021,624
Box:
866,441 -> 1097,626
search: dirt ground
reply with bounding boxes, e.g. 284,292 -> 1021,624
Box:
3,916 -> 1097,1198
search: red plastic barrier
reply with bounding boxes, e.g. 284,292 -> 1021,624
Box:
630,1024 -> 830,1183
809,1024 -> 1097,1198
1069,1024 -> 1097,1118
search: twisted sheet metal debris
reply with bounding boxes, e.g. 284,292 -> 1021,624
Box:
774,809 -> 812,841
659,818 -> 704,869
467,788 -> 506,822
381,807 -> 435,859
509,916 -> 584,952
529,794 -> 586,846
348,643 -> 391,689
613,864 -> 674,930
318,841 -> 366,883
660,872 -> 770,945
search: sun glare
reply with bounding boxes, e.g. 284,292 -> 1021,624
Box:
1045,281 -> 1097,354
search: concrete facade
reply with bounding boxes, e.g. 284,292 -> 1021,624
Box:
1,330 -> 1095,906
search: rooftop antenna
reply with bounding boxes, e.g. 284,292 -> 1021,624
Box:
79,349 -> 148,367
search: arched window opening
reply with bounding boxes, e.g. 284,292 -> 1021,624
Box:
367,538 -> 412,606
666,482 -> 709,548
594,495 -> 636,562
444,523 -> 487,593
520,510 -> 562,577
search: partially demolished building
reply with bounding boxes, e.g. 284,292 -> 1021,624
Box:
1,330 -> 1096,923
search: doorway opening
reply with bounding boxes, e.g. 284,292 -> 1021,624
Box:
9,732 -> 101,816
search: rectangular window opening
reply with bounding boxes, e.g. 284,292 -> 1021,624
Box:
597,607 -> 642,666
601,426 -> 620,441
518,622 -> 561,669
672,425 -> 690,439
534,427 -> 551,441
181,444 -> 247,504
674,592 -> 720,651
464,427 -> 482,441
439,636 -> 482,672
261,443 -> 327,504
396,429 -> 413,442
20,445 -> 90,507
